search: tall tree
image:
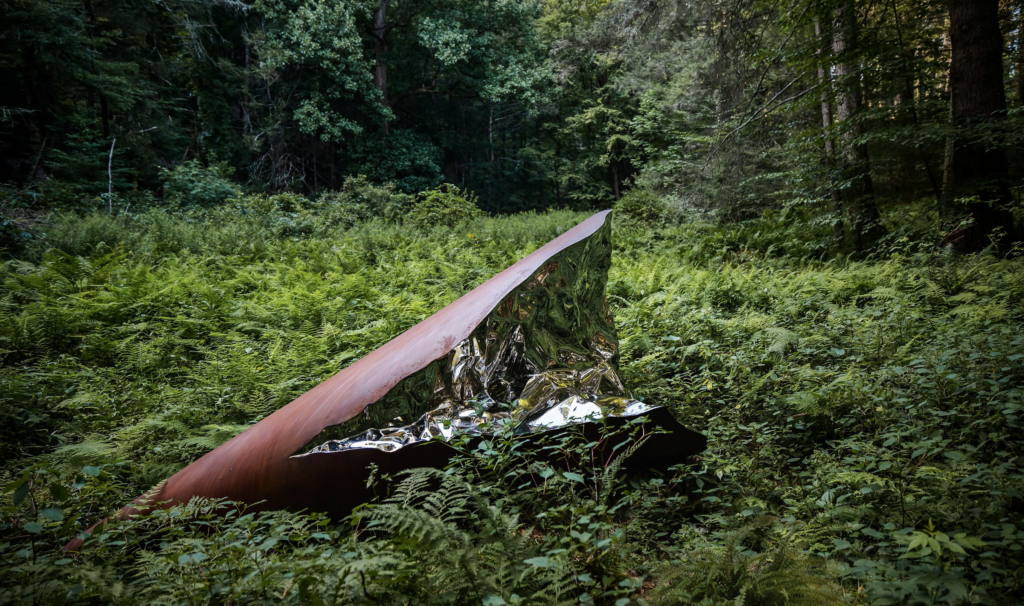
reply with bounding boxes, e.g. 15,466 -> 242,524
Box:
815,18 -> 843,236
947,0 -> 1017,251
1017,0 -> 1024,106
832,0 -> 886,249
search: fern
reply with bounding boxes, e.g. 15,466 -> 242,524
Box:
761,326 -> 800,357
52,438 -> 115,463
2,204 -> 1022,605
176,424 -> 248,452
651,521 -> 848,606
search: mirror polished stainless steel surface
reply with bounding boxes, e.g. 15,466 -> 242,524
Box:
301,215 -> 659,454
67,211 -> 706,551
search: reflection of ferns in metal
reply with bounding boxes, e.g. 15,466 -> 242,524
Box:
178,425 -> 249,453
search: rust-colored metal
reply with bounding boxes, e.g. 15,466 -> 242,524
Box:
67,211 -> 706,551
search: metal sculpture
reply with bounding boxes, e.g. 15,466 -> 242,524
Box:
67,210 -> 705,550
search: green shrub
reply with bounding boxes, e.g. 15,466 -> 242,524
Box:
221,192 -> 317,237
160,160 -> 240,207
316,175 -> 414,228
613,187 -> 666,226
408,183 -> 482,229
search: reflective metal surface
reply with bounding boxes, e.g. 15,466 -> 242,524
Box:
301,214 -> 657,455
66,211 -> 707,551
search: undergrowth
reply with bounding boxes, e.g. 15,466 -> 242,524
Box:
1,201 -> 1022,604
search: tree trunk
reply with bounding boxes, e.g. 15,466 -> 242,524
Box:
611,161 -> 620,199
947,0 -> 1017,251
83,0 -> 112,140
21,45 -> 48,183
942,90 -> 954,210
941,32 -> 953,209
1018,0 -> 1024,107
832,1 -> 885,250
815,18 -> 843,236
331,142 -> 337,189
488,101 -> 494,163
890,0 -> 942,202
373,0 -> 391,133
242,31 -> 252,136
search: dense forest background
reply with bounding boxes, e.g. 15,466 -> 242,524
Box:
2,0 -> 1024,604
3,0 -> 1023,249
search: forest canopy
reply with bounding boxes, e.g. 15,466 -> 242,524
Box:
2,0 -> 1022,248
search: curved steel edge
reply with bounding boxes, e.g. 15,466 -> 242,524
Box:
67,211 -> 617,551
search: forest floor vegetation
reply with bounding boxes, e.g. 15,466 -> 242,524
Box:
1,198 -> 1022,604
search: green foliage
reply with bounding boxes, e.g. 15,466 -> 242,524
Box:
160,161 -> 240,207
651,519 -> 846,605
347,130 -> 445,195
316,175 -> 414,228
614,188 -> 666,227
2,202 -> 1024,604
408,183 -> 483,229
255,0 -> 375,143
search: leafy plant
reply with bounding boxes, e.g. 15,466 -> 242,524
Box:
408,183 -> 483,229
614,187 -> 666,227
316,175 -> 414,228
650,519 -> 846,606
160,160 -> 240,207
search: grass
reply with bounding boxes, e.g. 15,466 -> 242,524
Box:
1,202 -> 1022,604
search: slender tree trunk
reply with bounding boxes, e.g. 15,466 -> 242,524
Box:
947,0 -> 1017,250
889,0 -> 942,203
832,1 -> 885,250
107,137 -> 116,214
1018,0 -> 1024,106
487,101 -> 494,206
488,101 -> 494,163
941,32 -> 954,209
942,91 -> 954,210
815,18 -> 844,236
330,142 -> 337,189
242,28 -> 252,136
498,122 -> 507,209
21,45 -> 47,183
373,0 -> 391,133
85,0 -> 110,139
611,161 -> 620,199
555,142 -> 562,208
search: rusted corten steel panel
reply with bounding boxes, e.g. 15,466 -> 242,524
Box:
68,211 -> 706,550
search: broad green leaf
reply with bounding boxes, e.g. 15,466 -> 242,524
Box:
41,508 -> 63,522
12,483 -> 30,507
49,483 -> 71,502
